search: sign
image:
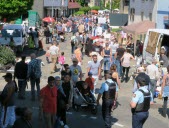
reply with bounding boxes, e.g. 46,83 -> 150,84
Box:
98,18 -> 106,24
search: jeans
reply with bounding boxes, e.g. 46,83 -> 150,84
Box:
122,67 -> 130,81
30,78 -> 40,100
71,45 -> 75,54
150,79 -> 157,97
102,99 -> 113,128
18,80 -> 27,98
115,60 -> 122,77
57,100 -> 67,125
92,76 -> 98,94
0,106 -> 15,128
103,57 -> 111,71
132,112 -> 149,128
111,54 -> 115,64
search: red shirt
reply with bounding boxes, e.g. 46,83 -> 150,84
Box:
40,85 -> 57,114
85,77 -> 94,90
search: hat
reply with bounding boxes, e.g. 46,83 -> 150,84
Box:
3,73 -> 12,79
88,72 -> 93,76
72,58 -> 78,62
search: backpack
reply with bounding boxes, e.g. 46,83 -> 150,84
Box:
30,59 -> 41,79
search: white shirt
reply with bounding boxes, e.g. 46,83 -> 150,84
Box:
146,64 -> 159,80
50,45 -> 59,55
88,61 -> 100,77
110,42 -> 119,54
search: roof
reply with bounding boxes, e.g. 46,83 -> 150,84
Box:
147,29 -> 169,35
68,2 -> 81,9
122,20 -> 155,34
3,24 -> 23,30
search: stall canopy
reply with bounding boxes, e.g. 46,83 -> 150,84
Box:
122,20 -> 155,55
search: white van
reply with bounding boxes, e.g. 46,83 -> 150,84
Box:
0,24 -> 27,52
142,29 -> 169,64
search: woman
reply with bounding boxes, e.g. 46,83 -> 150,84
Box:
74,46 -> 82,66
101,42 -> 112,75
161,65 -> 169,117
110,64 -> 121,89
121,49 -> 135,82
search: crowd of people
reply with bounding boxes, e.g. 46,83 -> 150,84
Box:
0,14 -> 168,128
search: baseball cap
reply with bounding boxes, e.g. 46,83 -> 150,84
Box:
88,72 -> 93,76
3,73 -> 12,79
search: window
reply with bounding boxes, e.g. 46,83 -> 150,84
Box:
141,12 -> 144,21
130,8 -> 135,22
149,13 -> 152,21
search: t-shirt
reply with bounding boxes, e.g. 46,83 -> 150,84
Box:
110,43 -> 119,54
70,65 -> 82,83
87,61 -> 100,77
40,86 -> 57,114
50,45 -> 59,55
122,53 -> 133,67
116,47 -> 125,61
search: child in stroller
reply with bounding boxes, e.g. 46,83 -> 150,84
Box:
80,82 -> 95,103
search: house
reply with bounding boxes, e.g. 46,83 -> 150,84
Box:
156,0 -> 169,29
32,0 -> 68,18
128,0 -> 169,29
67,0 -> 81,16
128,0 -> 156,25
120,0 -> 129,14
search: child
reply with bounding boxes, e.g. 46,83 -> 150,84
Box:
85,72 -> 95,93
45,47 -> 50,63
58,52 -> 65,72
80,82 -> 95,103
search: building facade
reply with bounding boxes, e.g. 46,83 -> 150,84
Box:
156,0 -> 169,29
128,0 -> 156,25
32,0 -> 68,18
88,0 -> 101,7
120,0 -> 129,14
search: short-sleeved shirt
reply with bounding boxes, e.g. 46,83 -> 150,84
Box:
40,85 -> 57,114
92,45 -> 103,55
87,61 -> 100,77
122,53 -> 133,67
70,65 -> 82,83
131,86 -> 153,104
116,47 -> 125,61
50,45 -> 59,55
99,79 -> 119,94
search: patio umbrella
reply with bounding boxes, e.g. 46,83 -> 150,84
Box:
43,17 -> 55,22
91,10 -> 98,14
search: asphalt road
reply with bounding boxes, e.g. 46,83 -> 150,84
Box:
0,33 -> 169,128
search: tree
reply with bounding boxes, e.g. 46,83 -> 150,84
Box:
77,0 -> 86,6
106,0 -> 120,10
0,0 -> 34,21
79,7 -> 91,14
91,6 -> 100,11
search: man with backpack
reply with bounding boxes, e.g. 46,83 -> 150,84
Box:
27,53 -> 42,101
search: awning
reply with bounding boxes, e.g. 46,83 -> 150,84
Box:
68,2 -> 81,9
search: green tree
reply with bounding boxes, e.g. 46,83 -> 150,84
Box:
77,0 -> 86,6
79,7 -> 91,14
106,0 -> 120,10
0,0 -> 33,21
91,6 -> 100,11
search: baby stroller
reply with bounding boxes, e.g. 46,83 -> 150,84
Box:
73,81 -> 97,114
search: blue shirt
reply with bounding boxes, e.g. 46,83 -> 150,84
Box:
99,79 -> 119,94
132,86 -> 153,104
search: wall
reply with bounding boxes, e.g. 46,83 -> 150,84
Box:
156,0 -> 169,29
129,0 -> 156,24
32,0 -> 44,18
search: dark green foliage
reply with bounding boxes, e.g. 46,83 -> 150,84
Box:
0,46 -> 15,65
0,0 -> 34,21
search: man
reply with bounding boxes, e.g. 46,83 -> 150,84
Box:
87,55 -> 101,94
130,73 -> 153,128
114,44 -> 125,78
33,28 -> 39,49
146,60 -> 159,100
27,53 -> 42,101
14,55 -> 28,99
0,73 -> 16,128
39,76 -> 57,128
97,72 -> 118,128
78,23 -> 84,34
49,41 -> 59,74
69,58 -> 82,85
